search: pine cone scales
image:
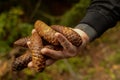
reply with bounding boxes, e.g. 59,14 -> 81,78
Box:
12,50 -> 32,71
28,30 -> 46,72
14,21 -> 82,48
35,20 -> 82,46
12,20 -> 82,72
35,20 -> 58,45
51,25 -> 82,47
14,36 -> 30,47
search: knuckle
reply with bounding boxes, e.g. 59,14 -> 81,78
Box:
69,52 -> 77,57
68,47 -> 77,57
69,46 -> 77,53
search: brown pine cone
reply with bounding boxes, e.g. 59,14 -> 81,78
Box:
28,30 -> 46,72
12,50 -> 32,71
12,20 -> 82,72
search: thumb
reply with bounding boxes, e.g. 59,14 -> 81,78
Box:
28,62 -> 33,69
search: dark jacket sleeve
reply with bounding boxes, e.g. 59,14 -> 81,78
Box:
76,0 -> 120,41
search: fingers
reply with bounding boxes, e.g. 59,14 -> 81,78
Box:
27,41 -> 31,46
27,29 -> 36,48
46,59 -> 56,66
31,29 -> 36,34
27,29 -> 78,69
41,48 -> 65,59
55,33 -> 77,56
28,59 -> 56,68
28,62 -> 33,68
55,33 -> 72,50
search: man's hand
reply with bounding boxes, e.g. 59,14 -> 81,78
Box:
28,28 -> 90,68
41,32 -> 80,66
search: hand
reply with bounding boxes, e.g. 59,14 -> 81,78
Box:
41,32 -> 80,66
28,28 -> 89,68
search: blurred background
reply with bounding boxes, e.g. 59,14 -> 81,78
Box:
0,0 -> 120,80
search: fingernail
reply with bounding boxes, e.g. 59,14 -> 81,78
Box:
28,62 -> 33,68
32,29 -> 36,34
41,48 -> 47,54
46,60 -> 54,66
55,32 -> 60,36
27,41 -> 31,45
55,33 -> 62,39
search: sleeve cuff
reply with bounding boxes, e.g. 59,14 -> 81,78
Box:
75,24 -> 97,41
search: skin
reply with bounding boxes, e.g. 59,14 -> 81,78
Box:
28,29 -> 89,68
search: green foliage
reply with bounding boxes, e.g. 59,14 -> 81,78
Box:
108,50 -> 120,64
34,72 -> 52,80
0,7 -> 33,54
